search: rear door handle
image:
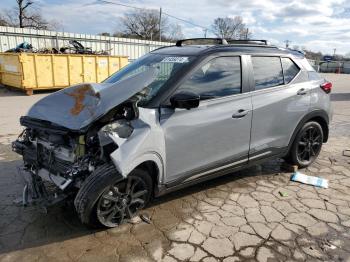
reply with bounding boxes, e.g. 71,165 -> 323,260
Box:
297,88 -> 307,95
232,109 -> 249,118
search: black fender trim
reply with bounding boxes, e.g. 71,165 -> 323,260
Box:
155,148 -> 288,197
287,110 -> 330,153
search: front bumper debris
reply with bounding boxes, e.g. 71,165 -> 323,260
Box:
14,166 -> 70,209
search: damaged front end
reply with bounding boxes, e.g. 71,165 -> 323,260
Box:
12,69 -> 157,208
13,124 -> 95,207
12,104 -> 138,208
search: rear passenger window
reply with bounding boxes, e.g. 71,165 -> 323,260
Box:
179,57 -> 241,99
252,57 -> 284,90
281,58 -> 300,83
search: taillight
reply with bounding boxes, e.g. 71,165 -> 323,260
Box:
320,82 -> 332,94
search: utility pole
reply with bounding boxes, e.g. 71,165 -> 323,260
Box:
204,29 -> 208,38
284,40 -> 291,48
333,48 -> 336,57
159,7 -> 162,42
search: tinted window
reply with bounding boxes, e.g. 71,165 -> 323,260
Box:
281,58 -> 300,83
103,54 -> 194,105
179,57 -> 241,99
252,57 -> 284,90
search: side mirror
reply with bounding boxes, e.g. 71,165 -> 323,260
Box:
170,91 -> 200,109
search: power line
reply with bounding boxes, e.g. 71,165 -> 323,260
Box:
95,0 -> 145,10
95,0 -> 212,33
162,11 -> 209,30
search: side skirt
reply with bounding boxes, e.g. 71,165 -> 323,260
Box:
155,148 -> 288,197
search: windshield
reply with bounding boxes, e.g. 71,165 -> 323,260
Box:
103,53 -> 194,104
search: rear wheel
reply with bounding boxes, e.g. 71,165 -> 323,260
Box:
286,121 -> 323,168
74,164 -> 152,228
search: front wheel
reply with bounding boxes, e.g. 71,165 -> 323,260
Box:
74,164 -> 153,228
286,121 -> 323,168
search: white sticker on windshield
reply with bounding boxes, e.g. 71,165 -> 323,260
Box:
161,57 -> 189,63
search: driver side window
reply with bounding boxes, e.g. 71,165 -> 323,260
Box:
178,56 -> 241,100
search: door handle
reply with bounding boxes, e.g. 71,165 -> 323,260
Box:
232,109 -> 249,118
297,88 -> 307,95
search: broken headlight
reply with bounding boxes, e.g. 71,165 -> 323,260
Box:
101,119 -> 134,139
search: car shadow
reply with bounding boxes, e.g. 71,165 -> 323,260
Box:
150,159 -> 283,207
0,154 -> 283,255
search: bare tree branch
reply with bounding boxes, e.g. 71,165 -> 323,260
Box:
238,27 -> 252,40
211,16 -> 251,40
16,0 -> 34,27
167,23 -> 184,41
1,0 -> 56,30
0,13 -> 9,26
119,9 -> 168,40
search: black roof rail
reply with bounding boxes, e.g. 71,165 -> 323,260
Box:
277,47 -> 306,56
288,48 -> 305,55
176,38 -> 228,46
226,39 -> 268,45
175,38 -> 272,47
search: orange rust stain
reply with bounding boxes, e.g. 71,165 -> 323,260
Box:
66,84 -> 92,116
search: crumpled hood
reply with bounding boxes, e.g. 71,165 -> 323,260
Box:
26,69 -> 157,131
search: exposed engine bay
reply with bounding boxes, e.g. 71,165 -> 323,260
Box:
11,65 -> 161,208
12,100 -> 137,207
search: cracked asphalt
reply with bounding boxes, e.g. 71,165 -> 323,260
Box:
1,73 -> 350,262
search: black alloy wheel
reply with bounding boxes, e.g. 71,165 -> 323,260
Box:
286,121 -> 324,168
297,125 -> 323,164
96,175 -> 149,227
74,164 -> 152,228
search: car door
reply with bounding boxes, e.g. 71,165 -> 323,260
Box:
249,56 -> 311,160
159,56 -> 253,184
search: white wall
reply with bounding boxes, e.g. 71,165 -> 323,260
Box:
0,26 -> 173,60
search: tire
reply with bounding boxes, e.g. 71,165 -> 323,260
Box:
74,164 -> 153,228
285,121 -> 323,168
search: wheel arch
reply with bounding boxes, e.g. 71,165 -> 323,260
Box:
308,116 -> 329,142
287,110 -> 329,152
134,160 -> 160,194
111,151 -> 164,184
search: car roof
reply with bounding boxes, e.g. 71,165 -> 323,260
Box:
151,44 -> 304,58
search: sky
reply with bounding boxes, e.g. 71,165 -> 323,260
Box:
1,0 -> 350,55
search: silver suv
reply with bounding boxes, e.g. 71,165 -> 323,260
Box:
13,38 -> 332,227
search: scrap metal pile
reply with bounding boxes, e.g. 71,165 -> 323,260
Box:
5,40 -> 109,55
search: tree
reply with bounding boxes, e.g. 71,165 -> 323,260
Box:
99,32 -> 111,36
16,0 -> 33,28
238,28 -> 252,40
22,12 -> 52,29
0,13 -> 9,26
120,9 -> 167,41
303,49 -> 323,61
2,0 -> 55,30
211,16 -> 251,40
167,23 -> 184,41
